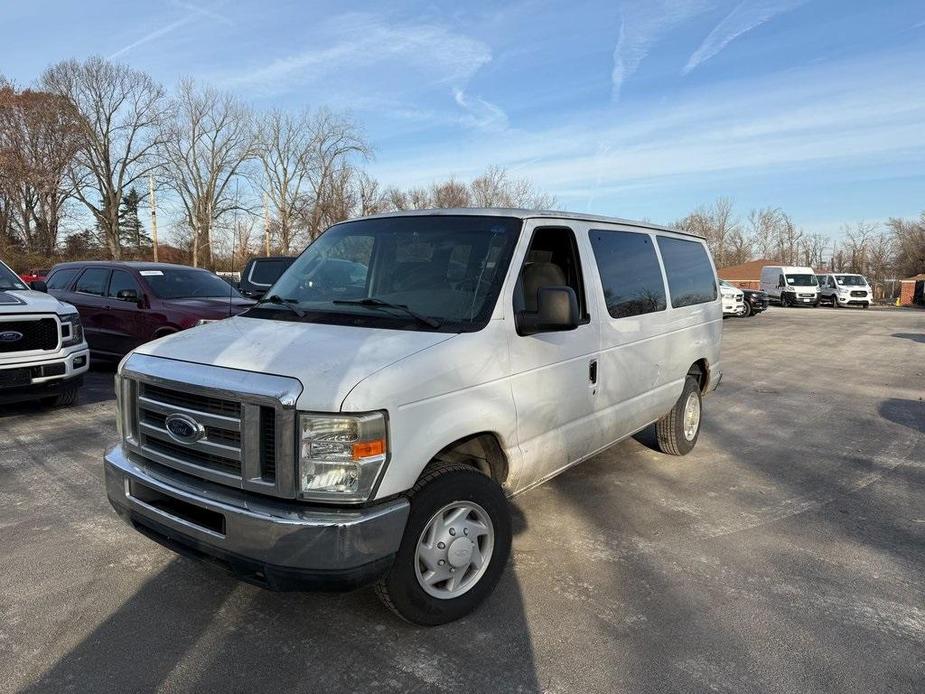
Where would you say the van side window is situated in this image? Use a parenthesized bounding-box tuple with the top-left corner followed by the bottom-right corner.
(74, 268, 110, 296)
(589, 229, 666, 318)
(45, 268, 79, 291)
(514, 227, 588, 319)
(656, 237, 717, 308)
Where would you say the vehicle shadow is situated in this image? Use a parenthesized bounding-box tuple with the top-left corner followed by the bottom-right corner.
(23, 510, 542, 693)
(890, 332, 925, 343)
(878, 398, 925, 434)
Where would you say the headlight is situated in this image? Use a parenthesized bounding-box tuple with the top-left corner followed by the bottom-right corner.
(60, 312, 84, 347)
(195, 319, 217, 326)
(299, 412, 388, 502)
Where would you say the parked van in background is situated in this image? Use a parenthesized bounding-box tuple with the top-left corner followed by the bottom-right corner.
(760, 265, 819, 306)
(817, 273, 872, 308)
(104, 209, 723, 625)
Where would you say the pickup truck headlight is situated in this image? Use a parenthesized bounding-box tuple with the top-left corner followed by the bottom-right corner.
(298, 412, 388, 502)
(60, 313, 84, 347)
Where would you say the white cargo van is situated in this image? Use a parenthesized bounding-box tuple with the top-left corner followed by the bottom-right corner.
(760, 265, 819, 306)
(0, 259, 89, 406)
(817, 273, 872, 308)
(104, 209, 723, 624)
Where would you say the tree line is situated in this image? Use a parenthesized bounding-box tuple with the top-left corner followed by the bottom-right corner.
(675, 198, 924, 293)
(1, 56, 922, 285)
(0, 57, 553, 271)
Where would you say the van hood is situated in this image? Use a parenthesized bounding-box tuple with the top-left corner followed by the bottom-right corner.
(132, 315, 456, 411)
(0, 289, 74, 314)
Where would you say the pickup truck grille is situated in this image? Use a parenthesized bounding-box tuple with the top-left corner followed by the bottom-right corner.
(0, 317, 59, 353)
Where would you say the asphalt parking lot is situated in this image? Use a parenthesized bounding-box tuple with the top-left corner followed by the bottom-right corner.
(2, 307, 923, 693)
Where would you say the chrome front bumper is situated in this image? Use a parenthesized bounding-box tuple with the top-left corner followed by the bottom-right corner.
(105, 444, 410, 590)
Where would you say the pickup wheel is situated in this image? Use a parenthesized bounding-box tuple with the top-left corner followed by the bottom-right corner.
(655, 376, 701, 456)
(376, 463, 511, 625)
(41, 381, 79, 408)
(742, 302, 752, 317)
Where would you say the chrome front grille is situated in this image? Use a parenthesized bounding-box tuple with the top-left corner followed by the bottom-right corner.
(119, 353, 301, 498)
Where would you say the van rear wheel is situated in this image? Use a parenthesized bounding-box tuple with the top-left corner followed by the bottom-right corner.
(376, 464, 512, 625)
(655, 376, 702, 456)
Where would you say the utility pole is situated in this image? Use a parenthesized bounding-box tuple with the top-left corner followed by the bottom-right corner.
(148, 175, 159, 262)
(263, 194, 270, 257)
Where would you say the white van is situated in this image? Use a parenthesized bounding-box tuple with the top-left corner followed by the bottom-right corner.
(0, 259, 89, 406)
(817, 273, 872, 308)
(104, 209, 723, 624)
(760, 265, 819, 306)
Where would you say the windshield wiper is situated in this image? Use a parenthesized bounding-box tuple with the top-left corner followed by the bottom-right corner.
(254, 294, 306, 318)
(333, 297, 442, 328)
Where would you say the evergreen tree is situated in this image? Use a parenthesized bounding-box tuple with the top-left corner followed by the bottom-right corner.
(118, 187, 150, 253)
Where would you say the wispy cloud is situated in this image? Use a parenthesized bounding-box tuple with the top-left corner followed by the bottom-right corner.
(453, 89, 509, 131)
(612, 0, 715, 101)
(109, 1, 231, 60)
(684, 0, 809, 74)
(221, 14, 491, 95)
(373, 49, 925, 205)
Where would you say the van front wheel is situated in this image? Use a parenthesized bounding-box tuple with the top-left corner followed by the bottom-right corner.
(655, 376, 702, 456)
(376, 464, 512, 625)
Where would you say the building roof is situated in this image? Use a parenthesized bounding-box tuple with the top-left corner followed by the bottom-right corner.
(902, 273, 925, 281)
(717, 259, 773, 281)
(337, 207, 704, 239)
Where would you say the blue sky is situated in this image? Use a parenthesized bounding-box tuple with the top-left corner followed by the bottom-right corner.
(2, 0, 924, 237)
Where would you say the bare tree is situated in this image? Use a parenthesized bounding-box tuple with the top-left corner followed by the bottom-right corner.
(676, 197, 742, 266)
(798, 232, 830, 269)
(0, 84, 82, 256)
(840, 221, 878, 273)
(41, 57, 168, 259)
(163, 79, 255, 268)
(431, 178, 471, 208)
(256, 108, 369, 252)
(469, 165, 556, 209)
(886, 213, 925, 279)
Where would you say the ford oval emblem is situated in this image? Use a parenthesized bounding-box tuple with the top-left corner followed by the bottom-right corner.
(164, 413, 205, 444)
(0, 330, 23, 343)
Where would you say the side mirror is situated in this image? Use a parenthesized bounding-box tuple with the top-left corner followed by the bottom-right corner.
(117, 288, 140, 303)
(30, 280, 48, 293)
(516, 286, 580, 336)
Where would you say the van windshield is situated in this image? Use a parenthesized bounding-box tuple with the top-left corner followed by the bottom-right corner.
(246, 215, 522, 332)
(835, 274, 867, 286)
(785, 274, 817, 286)
(0, 262, 27, 291)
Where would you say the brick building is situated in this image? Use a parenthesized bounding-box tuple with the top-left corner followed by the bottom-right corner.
(717, 259, 773, 290)
(899, 274, 925, 306)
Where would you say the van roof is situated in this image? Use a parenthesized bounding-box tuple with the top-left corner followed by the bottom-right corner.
(762, 265, 816, 273)
(342, 207, 703, 239)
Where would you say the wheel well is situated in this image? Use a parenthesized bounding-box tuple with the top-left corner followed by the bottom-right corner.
(688, 359, 709, 394)
(430, 432, 509, 486)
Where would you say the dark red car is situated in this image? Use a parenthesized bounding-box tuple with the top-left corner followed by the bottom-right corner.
(44, 261, 255, 358)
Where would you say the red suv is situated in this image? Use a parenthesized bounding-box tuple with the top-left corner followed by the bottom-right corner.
(44, 262, 255, 358)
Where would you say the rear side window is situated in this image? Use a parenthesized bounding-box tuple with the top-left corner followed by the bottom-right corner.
(74, 268, 110, 296)
(249, 259, 292, 286)
(657, 237, 717, 308)
(46, 268, 79, 290)
(589, 229, 666, 318)
(108, 270, 142, 298)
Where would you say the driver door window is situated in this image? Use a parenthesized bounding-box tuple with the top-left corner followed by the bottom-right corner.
(508, 225, 600, 489)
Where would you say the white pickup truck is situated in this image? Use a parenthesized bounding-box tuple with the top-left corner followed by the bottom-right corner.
(105, 209, 723, 624)
(0, 259, 89, 406)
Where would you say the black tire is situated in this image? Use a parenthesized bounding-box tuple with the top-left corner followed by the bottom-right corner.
(40, 381, 79, 408)
(742, 301, 752, 317)
(779, 294, 788, 307)
(376, 464, 512, 625)
(655, 376, 702, 456)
